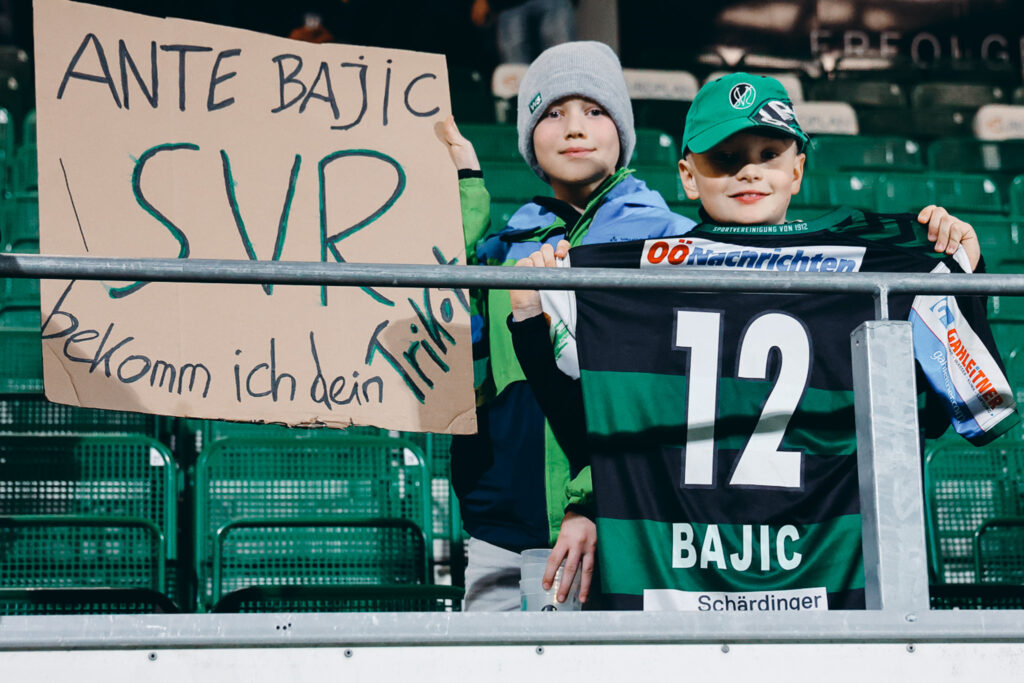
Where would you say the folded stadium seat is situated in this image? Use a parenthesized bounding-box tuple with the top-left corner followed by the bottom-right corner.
(854, 107, 917, 137)
(398, 431, 464, 585)
(807, 135, 923, 172)
(634, 100, 690, 142)
(875, 172, 1003, 214)
(792, 170, 879, 212)
(1, 192, 38, 252)
(793, 101, 859, 136)
(22, 109, 34, 146)
(180, 419, 460, 583)
(974, 518, 1024, 584)
(457, 123, 518, 162)
(632, 164, 685, 203)
(0, 69, 30, 138)
(0, 516, 166, 594)
(928, 139, 1024, 198)
(478, 161, 549, 201)
(12, 143, 36, 192)
(0, 107, 13, 187)
(955, 215, 1022, 273)
(806, 79, 908, 108)
(449, 67, 496, 124)
(490, 200, 522, 230)
(0, 272, 39, 327)
(0, 435, 180, 612)
(912, 83, 1009, 110)
(210, 518, 462, 613)
(632, 128, 678, 166)
(194, 435, 443, 612)
(1011, 175, 1024, 218)
(924, 443, 1023, 583)
(667, 201, 701, 223)
(928, 139, 1024, 175)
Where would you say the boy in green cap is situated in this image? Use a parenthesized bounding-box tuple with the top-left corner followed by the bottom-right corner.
(505, 73, 1010, 610)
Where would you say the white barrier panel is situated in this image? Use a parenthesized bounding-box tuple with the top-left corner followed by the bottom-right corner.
(795, 101, 859, 135)
(492, 64, 699, 101)
(2, 643, 1024, 682)
(974, 105, 1024, 140)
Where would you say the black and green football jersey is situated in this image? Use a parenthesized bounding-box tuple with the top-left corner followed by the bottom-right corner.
(557, 207, 1018, 611)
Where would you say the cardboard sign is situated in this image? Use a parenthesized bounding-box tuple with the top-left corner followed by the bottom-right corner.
(34, 0, 476, 434)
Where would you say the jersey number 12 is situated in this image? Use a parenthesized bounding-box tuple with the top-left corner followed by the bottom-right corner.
(674, 309, 810, 490)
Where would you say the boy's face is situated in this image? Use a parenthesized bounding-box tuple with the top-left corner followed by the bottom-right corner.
(533, 96, 620, 204)
(679, 131, 806, 225)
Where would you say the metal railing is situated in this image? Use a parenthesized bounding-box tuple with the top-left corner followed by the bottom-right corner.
(1, 253, 1023, 649)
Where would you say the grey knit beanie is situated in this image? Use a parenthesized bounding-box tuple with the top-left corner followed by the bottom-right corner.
(517, 41, 635, 181)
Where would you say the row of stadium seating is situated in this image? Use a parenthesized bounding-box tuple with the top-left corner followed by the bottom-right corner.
(455, 62, 1024, 141)
(0, 406, 463, 614)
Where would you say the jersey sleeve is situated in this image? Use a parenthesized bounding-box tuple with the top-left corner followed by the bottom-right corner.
(539, 255, 580, 379)
(909, 253, 1019, 445)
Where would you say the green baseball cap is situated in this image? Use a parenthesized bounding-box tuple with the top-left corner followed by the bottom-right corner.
(682, 73, 809, 154)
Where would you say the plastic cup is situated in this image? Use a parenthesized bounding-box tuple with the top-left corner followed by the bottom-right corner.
(519, 549, 582, 611)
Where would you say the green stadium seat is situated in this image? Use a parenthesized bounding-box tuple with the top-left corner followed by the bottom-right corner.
(928, 139, 1024, 176)
(857, 107, 975, 140)
(911, 83, 1008, 109)
(0, 300, 39, 327)
(667, 201, 701, 223)
(633, 164, 684, 202)
(479, 161, 549, 201)
(807, 135, 923, 172)
(449, 67, 495, 124)
(632, 128, 678, 166)
(398, 431, 463, 574)
(0, 516, 165, 592)
(930, 583, 1024, 610)
(0, 69, 31, 136)
(974, 518, 1024, 584)
(490, 200, 521, 231)
(0, 107, 13, 188)
(22, 109, 35, 145)
(0, 587, 180, 615)
(924, 444, 1024, 583)
(0, 435, 179, 606)
(1011, 175, 1024, 218)
(793, 170, 879, 211)
(195, 435, 434, 611)
(960, 215, 1023, 273)
(990, 323, 1024, 367)
(634, 100, 690, 141)
(807, 79, 907, 108)
(1, 272, 39, 301)
(210, 518, 460, 612)
(458, 123, 518, 162)
(211, 584, 462, 613)
(875, 172, 1003, 214)
(1, 192, 40, 251)
(0, 327, 42, 393)
(12, 143, 36, 192)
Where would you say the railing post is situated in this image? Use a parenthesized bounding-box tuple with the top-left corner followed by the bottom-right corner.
(851, 321, 930, 613)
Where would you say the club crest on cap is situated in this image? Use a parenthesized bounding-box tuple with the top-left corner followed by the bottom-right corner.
(529, 93, 543, 114)
(729, 83, 756, 110)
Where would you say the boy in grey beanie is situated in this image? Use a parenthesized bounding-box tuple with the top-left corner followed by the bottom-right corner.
(516, 41, 636, 182)
(442, 41, 694, 611)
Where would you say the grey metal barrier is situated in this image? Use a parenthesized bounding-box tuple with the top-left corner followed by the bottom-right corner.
(0, 253, 1022, 649)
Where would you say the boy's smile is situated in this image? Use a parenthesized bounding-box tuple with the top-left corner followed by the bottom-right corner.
(679, 130, 806, 226)
(533, 96, 621, 208)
